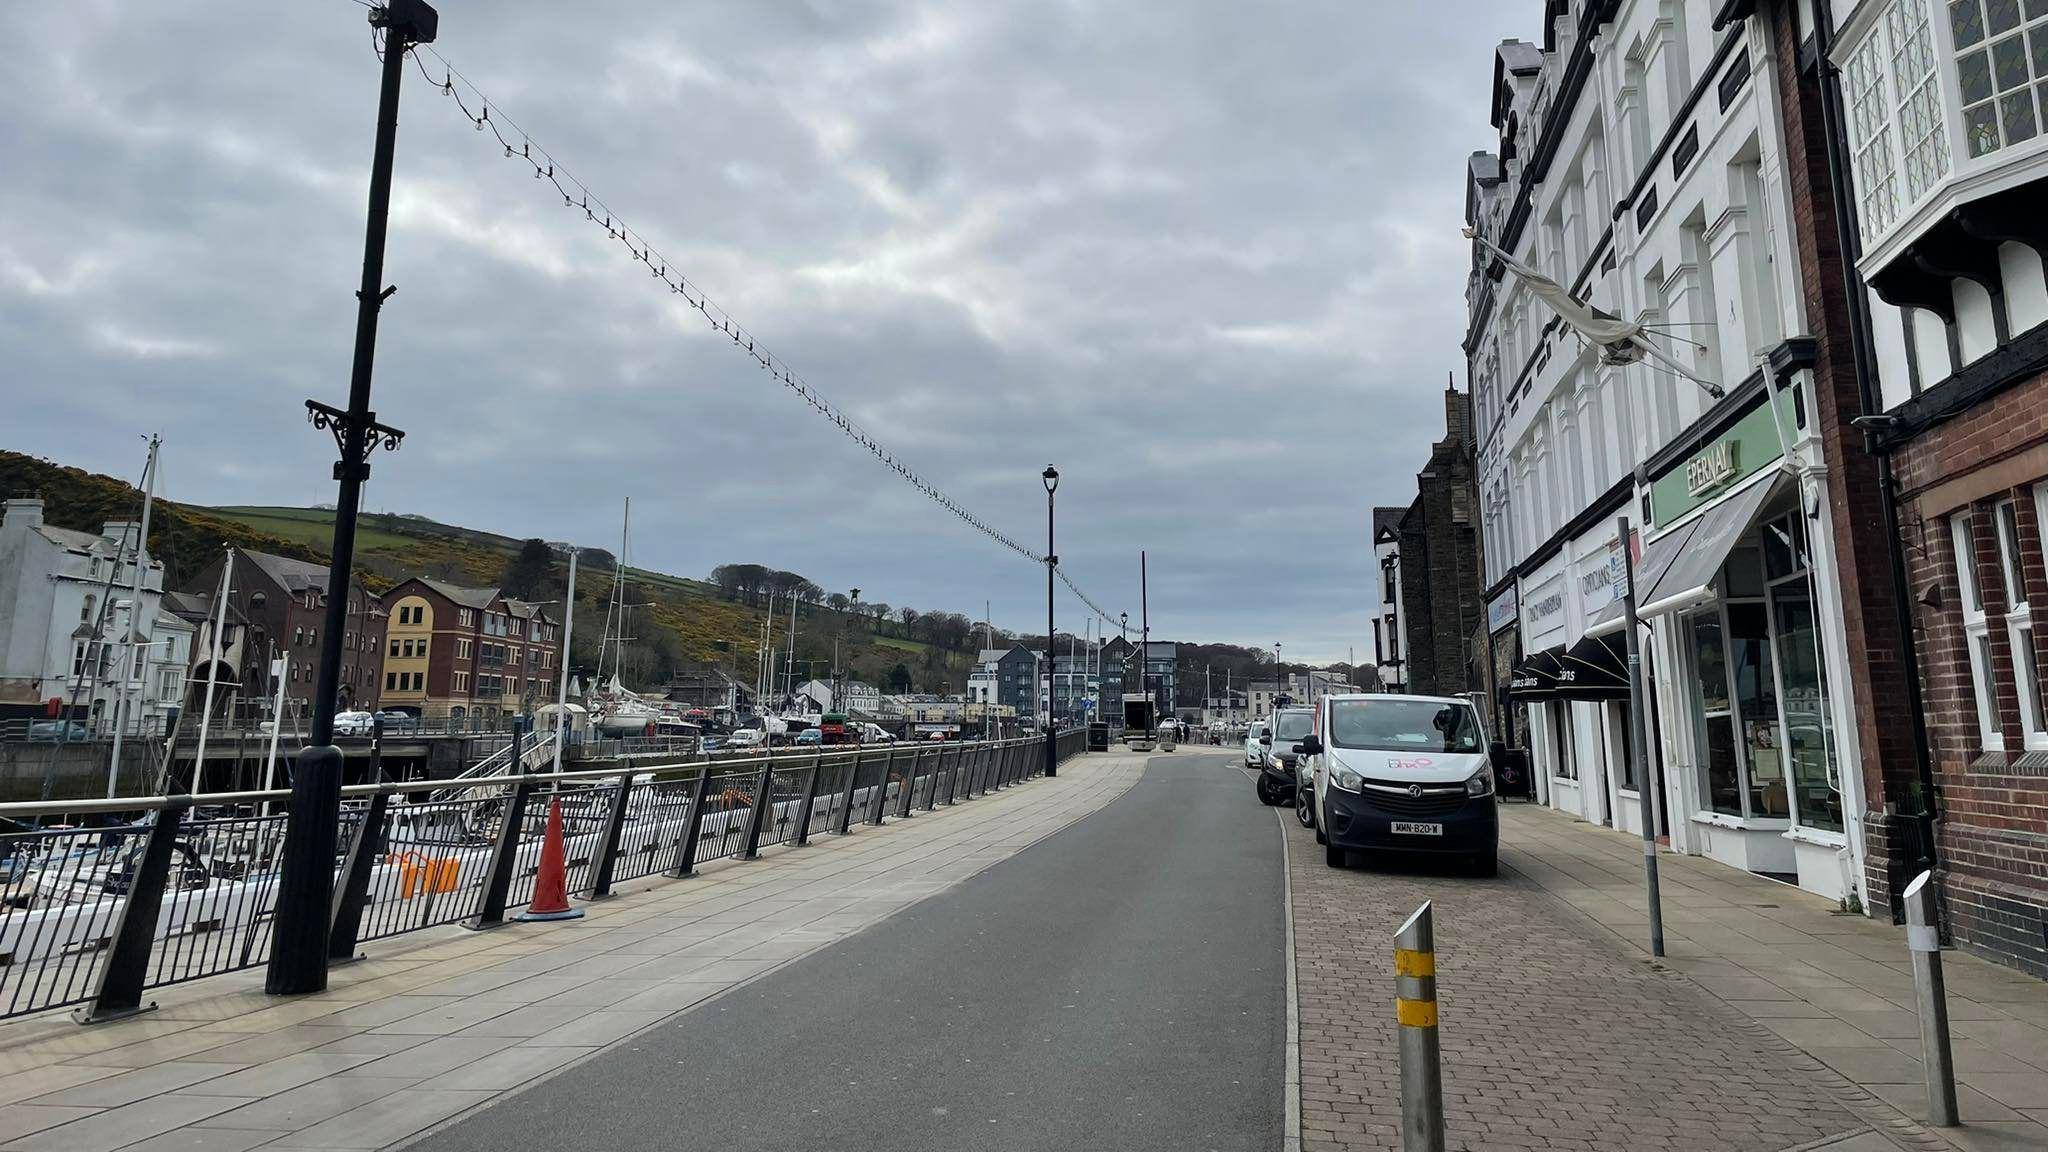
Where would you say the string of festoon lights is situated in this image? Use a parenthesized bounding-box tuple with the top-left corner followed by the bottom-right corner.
(400, 40, 1125, 632)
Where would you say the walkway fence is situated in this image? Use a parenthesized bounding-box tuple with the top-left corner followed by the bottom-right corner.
(0, 729, 1089, 1025)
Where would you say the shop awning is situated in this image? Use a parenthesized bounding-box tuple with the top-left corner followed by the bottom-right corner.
(1584, 518, 1701, 638)
(1583, 471, 1786, 633)
(1638, 473, 1785, 618)
(1557, 633, 1631, 700)
(1507, 647, 1566, 700)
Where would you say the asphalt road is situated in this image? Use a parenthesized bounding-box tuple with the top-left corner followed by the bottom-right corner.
(407, 750, 1286, 1152)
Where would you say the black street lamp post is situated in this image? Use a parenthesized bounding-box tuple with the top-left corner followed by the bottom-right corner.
(267, 0, 436, 997)
(1042, 465, 1058, 778)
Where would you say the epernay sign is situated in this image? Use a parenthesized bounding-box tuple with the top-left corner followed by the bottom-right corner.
(1685, 440, 1738, 496)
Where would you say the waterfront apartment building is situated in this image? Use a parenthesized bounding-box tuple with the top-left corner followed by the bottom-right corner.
(376, 578, 561, 722)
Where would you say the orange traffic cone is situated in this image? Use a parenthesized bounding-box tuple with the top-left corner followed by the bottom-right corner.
(516, 797, 584, 922)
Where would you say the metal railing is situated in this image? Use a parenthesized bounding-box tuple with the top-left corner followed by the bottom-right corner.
(0, 730, 1088, 1024)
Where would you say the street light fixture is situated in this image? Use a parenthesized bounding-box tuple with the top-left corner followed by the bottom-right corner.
(1042, 465, 1058, 778)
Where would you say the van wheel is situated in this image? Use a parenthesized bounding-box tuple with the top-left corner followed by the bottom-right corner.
(1325, 843, 1345, 868)
(1471, 852, 1498, 878)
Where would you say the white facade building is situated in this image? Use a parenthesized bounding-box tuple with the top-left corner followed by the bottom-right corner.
(1468, 2, 1866, 901)
(0, 498, 183, 733)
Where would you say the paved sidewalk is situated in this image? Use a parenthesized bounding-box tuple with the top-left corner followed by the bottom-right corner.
(1501, 804, 2048, 1151)
(1284, 809, 1877, 1152)
(0, 752, 1146, 1152)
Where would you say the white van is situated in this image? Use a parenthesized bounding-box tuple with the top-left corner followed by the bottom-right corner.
(1296, 693, 1498, 875)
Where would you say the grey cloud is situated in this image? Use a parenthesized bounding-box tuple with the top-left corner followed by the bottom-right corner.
(1, 0, 1525, 662)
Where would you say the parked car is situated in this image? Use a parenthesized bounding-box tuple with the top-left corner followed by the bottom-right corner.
(374, 710, 418, 734)
(794, 728, 824, 746)
(1256, 707, 1315, 811)
(726, 728, 764, 748)
(1298, 693, 1498, 875)
(1244, 720, 1270, 769)
(699, 735, 725, 752)
(27, 720, 89, 742)
(331, 711, 377, 737)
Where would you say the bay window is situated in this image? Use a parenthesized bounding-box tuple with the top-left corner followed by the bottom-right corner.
(1844, 0, 1948, 236)
(1948, 0, 2048, 158)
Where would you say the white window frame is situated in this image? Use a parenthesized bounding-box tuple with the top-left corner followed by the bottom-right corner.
(2011, 491, 2048, 750)
(1951, 510, 2006, 750)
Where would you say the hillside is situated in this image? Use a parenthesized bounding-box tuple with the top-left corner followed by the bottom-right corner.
(1, 450, 986, 694)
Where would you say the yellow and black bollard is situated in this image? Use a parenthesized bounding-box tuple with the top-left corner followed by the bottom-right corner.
(1395, 901, 1445, 1151)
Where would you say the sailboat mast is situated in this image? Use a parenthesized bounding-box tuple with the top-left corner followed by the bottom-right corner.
(107, 435, 159, 799)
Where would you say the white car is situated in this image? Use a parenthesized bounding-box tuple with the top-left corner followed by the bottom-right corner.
(726, 728, 764, 748)
(333, 711, 377, 737)
(1244, 720, 1270, 768)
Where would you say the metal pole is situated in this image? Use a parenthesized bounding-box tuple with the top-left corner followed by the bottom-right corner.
(1616, 515, 1664, 957)
(261, 653, 288, 812)
(1903, 871, 1958, 1126)
(269, 0, 434, 996)
(1394, 902, 1445, 1151)
(1140, 551, 1150, 736)
(551, 549, 578, 773)
(1044, 466, 1058, 779)
(107, 436, 159, 799)
(192, 549, 233, 795)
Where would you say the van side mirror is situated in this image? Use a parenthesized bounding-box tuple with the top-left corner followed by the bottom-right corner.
(1295, 735, 1323, 757)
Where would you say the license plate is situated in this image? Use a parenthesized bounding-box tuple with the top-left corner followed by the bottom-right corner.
(1390, 821, 1443, 836)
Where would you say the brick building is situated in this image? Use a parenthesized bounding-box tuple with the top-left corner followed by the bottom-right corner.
(376, 578, 561, 722)
(1397, 387, 1484, 698)
(181, 548, 386, 722)
(1773, 0, 2048, 975)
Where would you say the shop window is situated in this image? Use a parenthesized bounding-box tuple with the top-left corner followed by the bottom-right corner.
(1609, 700, 1635, 791)
(1771, 576, 1844, 830)
(1730, 603, 1788, 817)
(1549, 702, 1578, 781)
(1998, 498, 2046, 748)
(1951, 511, 2006, 750)
(1691, 611, 1742, 815)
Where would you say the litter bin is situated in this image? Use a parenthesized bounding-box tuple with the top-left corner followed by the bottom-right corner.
(1087, 722, 1109, 752)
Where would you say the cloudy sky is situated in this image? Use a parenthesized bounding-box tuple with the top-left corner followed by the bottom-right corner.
(2, 0, 1524, 664)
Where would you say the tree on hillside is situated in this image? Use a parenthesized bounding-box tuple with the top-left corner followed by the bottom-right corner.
(502, 538, 554, 599)
(825, 592, 850, 612)
(888, 663, 912, 693)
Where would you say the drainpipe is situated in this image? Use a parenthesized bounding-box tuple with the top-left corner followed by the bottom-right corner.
(1810, 0, 1940, 899)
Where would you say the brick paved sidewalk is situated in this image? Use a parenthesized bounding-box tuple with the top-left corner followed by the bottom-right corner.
(1501, 804, 2048, 1150)
(0, 753, 1146, 1152)
(1284, 810, 1893, 1152)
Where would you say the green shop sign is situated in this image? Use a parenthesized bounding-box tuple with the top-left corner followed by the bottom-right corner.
(1648, 388, 1795, 526)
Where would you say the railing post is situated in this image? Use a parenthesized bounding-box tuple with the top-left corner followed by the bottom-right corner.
(740, 757, 778, 860)
(329, 781, 395, 963)
(1395, 901, 1446, 1151)
(792, 754, 825, 847)
(466, 774, 537, 930)
(940, 744, 960, 805)
(73, 797, 192, 1024)
(833, 752, 862, 835)
(932, 744, 953, 808)
(973, 742, 994, 796)
(897, 746, 923, 819)
(588, 769, 638, 898)
(869, 747, 898, 825)
(666, 768, 713, 878)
